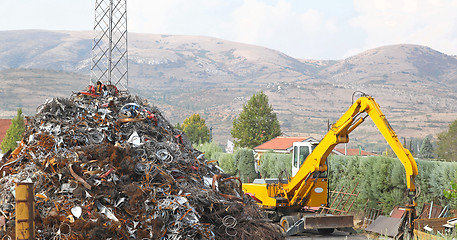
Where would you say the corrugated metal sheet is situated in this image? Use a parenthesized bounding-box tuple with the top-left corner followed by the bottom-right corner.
(419, 203, 443, 219)
(365, 215, 402, 237)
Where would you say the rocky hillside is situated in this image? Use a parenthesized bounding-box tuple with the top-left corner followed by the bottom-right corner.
(1, 30, 457, 150)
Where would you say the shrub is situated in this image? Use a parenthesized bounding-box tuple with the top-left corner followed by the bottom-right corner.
(258, 152, 292, 178)
(194, 142, 223, 160)
(218, 153, 236, 175)
(234, 148, 257, 183)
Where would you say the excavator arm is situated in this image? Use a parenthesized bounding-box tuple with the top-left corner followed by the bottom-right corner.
(243, 95, 418, 210)
(286, 95, 418, 206)
(242, 94, 418, 236)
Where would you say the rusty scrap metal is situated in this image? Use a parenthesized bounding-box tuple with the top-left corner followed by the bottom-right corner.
(419, 202, 444, 219)
(363, 205, 383, 227)
(0, 87, 284, 239)
(320, 183, 359, 215)
(414, 217, 455, 233)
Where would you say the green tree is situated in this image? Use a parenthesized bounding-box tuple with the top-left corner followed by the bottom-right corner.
(1, 108, 25, 153)
(218, 153, 236, 175)
(231, 91, 281, 148)
(180, 113, 210, 144)
(234, 148, 257, 183)
(419, 137, 434, 159)
(437, 119, 457, 161)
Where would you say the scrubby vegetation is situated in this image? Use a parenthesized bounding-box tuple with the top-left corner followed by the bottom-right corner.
(258, 151, 292, 178)
(328, 155, 457, 213)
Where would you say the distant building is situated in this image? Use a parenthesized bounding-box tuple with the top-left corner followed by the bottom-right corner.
(226, 139, 234, 154)
(254, 136, 344, 156)
(254, 136, 318, 155)
(333, 147, 377, 156)
(253, 136, 342, 172)
(252, 136, 376, 171)
(0, 119, 12, 149)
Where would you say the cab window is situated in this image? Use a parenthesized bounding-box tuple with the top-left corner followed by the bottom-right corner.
(293, 146, 299, 168)
(299, 146, 310, 167)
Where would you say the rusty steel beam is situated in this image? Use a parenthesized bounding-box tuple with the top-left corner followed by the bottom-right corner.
(302, 215, 354, 229)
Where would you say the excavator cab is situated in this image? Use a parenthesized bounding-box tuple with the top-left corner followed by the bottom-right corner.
(291, 141, 329, 208)
(292, 142, 318, 177)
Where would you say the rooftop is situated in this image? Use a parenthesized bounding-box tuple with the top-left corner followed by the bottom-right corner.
(254, 136, 314, 151)
(0, 119, 12, 145)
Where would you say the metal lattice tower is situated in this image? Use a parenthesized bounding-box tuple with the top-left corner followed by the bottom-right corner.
(90, 0, 128, 90)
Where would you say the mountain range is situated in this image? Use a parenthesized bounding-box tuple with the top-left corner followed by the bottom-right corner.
(1, 30, 457, 151)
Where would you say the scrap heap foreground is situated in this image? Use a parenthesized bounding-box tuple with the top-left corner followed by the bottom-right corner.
(0, 88, 284, 239)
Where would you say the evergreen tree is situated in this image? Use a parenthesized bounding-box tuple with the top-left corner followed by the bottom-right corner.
(1, 108, 25, 153)
(231, 91, 281, 148)
(180, 113, 210, 144)
(419, 137, 434, 159)
(234, 148, 257, 183)
(437, 119, 457, 161)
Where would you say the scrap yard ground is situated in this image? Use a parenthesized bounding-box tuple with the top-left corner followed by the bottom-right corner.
(287, 230, 369, 239)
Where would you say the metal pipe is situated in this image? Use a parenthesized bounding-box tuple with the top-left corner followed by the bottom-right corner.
(438, 205, 448, 218)
(428, 201, 433, 219)
(15, 182, 35, 240)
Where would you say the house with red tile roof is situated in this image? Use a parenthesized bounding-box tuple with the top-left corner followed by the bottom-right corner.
(253, 136, 372, 157)
(253, 136, 345, 171)
(0, 119, 12, 143)
(0, 119, 12, 153)
(254, 136, 319, 154)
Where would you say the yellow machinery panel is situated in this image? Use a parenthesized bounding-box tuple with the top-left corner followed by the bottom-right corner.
(304, 178, 328, 207)
(267, 184, 278, 198)
(242, 183, 278, 208)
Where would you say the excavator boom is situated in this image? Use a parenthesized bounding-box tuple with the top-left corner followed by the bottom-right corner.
(286, 96, 418, 203)
(242, 94, 419, 236)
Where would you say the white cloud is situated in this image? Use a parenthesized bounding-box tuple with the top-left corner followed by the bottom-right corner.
(127, 0, 355, 59)
(349, 0, 457, 56)
(232, 0, 296, 43)
(230, 0, 353, 59)
(128, 0, 227, 36)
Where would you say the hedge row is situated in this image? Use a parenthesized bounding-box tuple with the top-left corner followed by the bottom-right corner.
(328, 156, 457, 213)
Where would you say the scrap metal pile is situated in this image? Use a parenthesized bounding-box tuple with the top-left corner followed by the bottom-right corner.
(0, 88, 284, 239)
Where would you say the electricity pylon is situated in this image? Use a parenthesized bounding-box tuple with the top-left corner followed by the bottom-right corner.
(90, 0, 128, 90)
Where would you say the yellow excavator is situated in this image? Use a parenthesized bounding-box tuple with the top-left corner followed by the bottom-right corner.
(243, 93, 419, 237)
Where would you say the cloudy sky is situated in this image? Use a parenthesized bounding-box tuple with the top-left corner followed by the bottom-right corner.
(1, 0, 456, 59)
